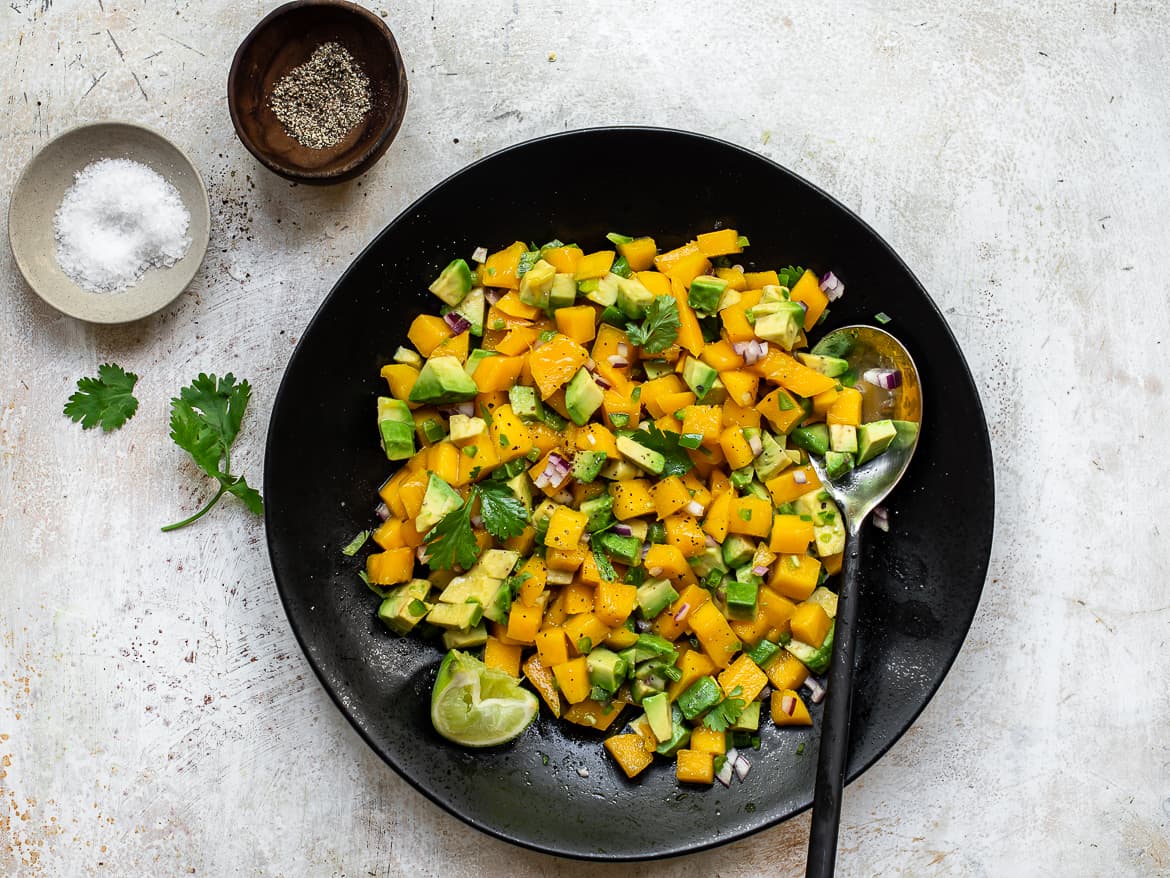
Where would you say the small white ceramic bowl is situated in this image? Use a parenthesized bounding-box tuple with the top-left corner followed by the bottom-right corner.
(8, 121, 210, 324)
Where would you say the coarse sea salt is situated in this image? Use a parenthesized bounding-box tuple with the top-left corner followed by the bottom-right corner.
(53, 157, 191, 294)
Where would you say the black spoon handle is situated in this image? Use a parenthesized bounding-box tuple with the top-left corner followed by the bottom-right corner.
(805, 525, 865, 878)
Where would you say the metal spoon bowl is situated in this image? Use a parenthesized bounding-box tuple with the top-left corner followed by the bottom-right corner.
(803, 325, 923, 878)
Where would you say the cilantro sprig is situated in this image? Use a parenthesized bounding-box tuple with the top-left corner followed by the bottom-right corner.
(625, 296, 679, 354)
(424, 481, 529, 570)
(630, 422, 693, 477)
(63, 363, 139, 431)
(162, 373, 264, 532)
(703, 686, 746, 731)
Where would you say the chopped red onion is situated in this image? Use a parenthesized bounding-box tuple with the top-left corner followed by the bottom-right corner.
(440, 402, 475, 417)
(547, 453, 570, 476)
(795, 301, 808, 315)
(793, 470, 808, 485)
(640, 543, 651, 560)
(648, 566, 664, 577)
(673, 602, 691, 623)
(484, 288, 503, 305)
(533, 471, 551, 490)
(863, 368, 902, 390)
(592, 372, 612, 390)
(375, 502, 390, 521)
(685, 500, 705, 516)
(612, 524, 633, 537)
(781, 695, 797, 716)
(606, 354, 629, 368)
(585, 358, 596, 370)
(443, 312, 471, 334)
(752, 565, 769, 577)
(416, 546, 430, 563)
(733, 755, 751, 781)
(636, 619, 652, 633)
(733, 339, 766, 366)
(581, 532, 591, 544)
(726, 746, 739, 764)
(819, 270, 845, 302)
(715, 759, 734, 787)
(873, 515, 890, 533)
(748, 433, 764, 458)
(705, 534, 718, 548)
(472, 246, 488, 263)
(470, 514, 483, 528)
(553, 489, 574, 505)
(617, 342, 629, 357)
(802, 676, 827, 704)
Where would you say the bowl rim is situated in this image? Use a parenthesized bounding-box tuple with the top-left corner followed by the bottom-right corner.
(264, 125, 996, 861)
(227, 0, 409, 185)
(7, 119, 211, 324)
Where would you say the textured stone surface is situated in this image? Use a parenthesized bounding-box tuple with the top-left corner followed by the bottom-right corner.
(2, 0, 1169, 875)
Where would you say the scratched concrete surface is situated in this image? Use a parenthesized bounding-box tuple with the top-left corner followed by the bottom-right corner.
(1, 0, 1168, 874)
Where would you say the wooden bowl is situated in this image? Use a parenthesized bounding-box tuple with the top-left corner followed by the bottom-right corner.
(228, 0, 408, 184)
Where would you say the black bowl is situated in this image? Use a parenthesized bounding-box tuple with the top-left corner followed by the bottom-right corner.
(264, 127, 994, 860)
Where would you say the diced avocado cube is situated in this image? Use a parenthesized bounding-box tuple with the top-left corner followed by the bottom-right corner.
(586, 648, 627, 694)
(725, 578, 759, 619)
(572, 450, 608, 483)
(478, 548, 521, 579)
(586, 273, 620, 308)
(616, 435, 665, 475)
(393, 346, 423, 368)
(579, 494, 615, 532)
(642, 691, 673, 743)
(829, 423, 858, 454)
(428, 258, 473, 306)
(824, 451, 855, 480)
(721, 534, 757, 570)
(857, 419, 899, 464)
(417, 416, 446, 445)
(891, 420, 920, 451)
(409, 356, 479, 405)
(654, 704, 692, 756)
(687, 275, 728, 315)
(730, 700, 762, 732)
(754, 431, 788, 481)
(415, 473, 464, 533)
(426, 600, 483, 630)
(796, 352, 850, 377)
(615, 276, 655, 319)
(795, 491, 846, 556)
(442, 622, 489, 650)
(636, 578, 679, 619)
(450, 286, 486, 337)
(464, 348, 498, 376)
(745, 638, 781, 668)
(518, 258, 556, 307)
(641, 359, 673, 380)
(634, 633, 679, 664)
(744, 480, 770, 502)
(577, 277, 601, 295)
(682, 357, 719, 401)
(597, 532, 643, 566)
(631, 675, 665, 706)
(753, 301, 806, 350)
(689, 547, 728, 579)
(377, 397, 415, 461)
(790, 424, 830, 456)
(504, 473, 533, 515)
(599, 304, 625, 325)
(507, 385, 543, 423)
(448, 414, 486, 443)
(377, 580, 431, 635)
(565, 368, 605, 426)
(677, 675, 723, 721)
(548, 273, 578, 310)
(786, 621, 835, 674)
(811, 332, 856, 360)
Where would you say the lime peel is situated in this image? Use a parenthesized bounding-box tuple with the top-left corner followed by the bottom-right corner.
(431, 650, 538, 747)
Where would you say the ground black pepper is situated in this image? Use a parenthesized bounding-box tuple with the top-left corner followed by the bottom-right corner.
(269, 42, 371, 150)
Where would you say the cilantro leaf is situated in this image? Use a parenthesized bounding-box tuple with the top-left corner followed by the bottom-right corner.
(476, 481, 529, 541)
(162, 373, 264, 532)
(63, 363, 139, 431)
(630, 422, 693, 477)
(703, 686, 746, 731)
(423, 498, 479, 571)
(625, 296, 680, 354)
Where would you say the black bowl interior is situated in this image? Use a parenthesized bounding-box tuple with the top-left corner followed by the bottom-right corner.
(264, 128, 994, 860)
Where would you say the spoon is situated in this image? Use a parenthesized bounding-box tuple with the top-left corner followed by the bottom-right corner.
(803, 325, 923, 878)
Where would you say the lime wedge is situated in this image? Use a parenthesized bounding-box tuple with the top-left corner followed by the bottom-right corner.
(430, 650, 538, 747)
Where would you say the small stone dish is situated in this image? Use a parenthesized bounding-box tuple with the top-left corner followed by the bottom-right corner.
(8, 121, 211, 324)
(228, 0, 409, 185)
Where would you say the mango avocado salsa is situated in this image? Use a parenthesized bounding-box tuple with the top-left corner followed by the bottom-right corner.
(361, 228, 904, 786)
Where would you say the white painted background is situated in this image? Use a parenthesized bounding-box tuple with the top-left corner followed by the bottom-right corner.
(2, 0, 1168, 875)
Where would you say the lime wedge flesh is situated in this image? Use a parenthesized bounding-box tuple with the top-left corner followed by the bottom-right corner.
(430, 650, 538, 747)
